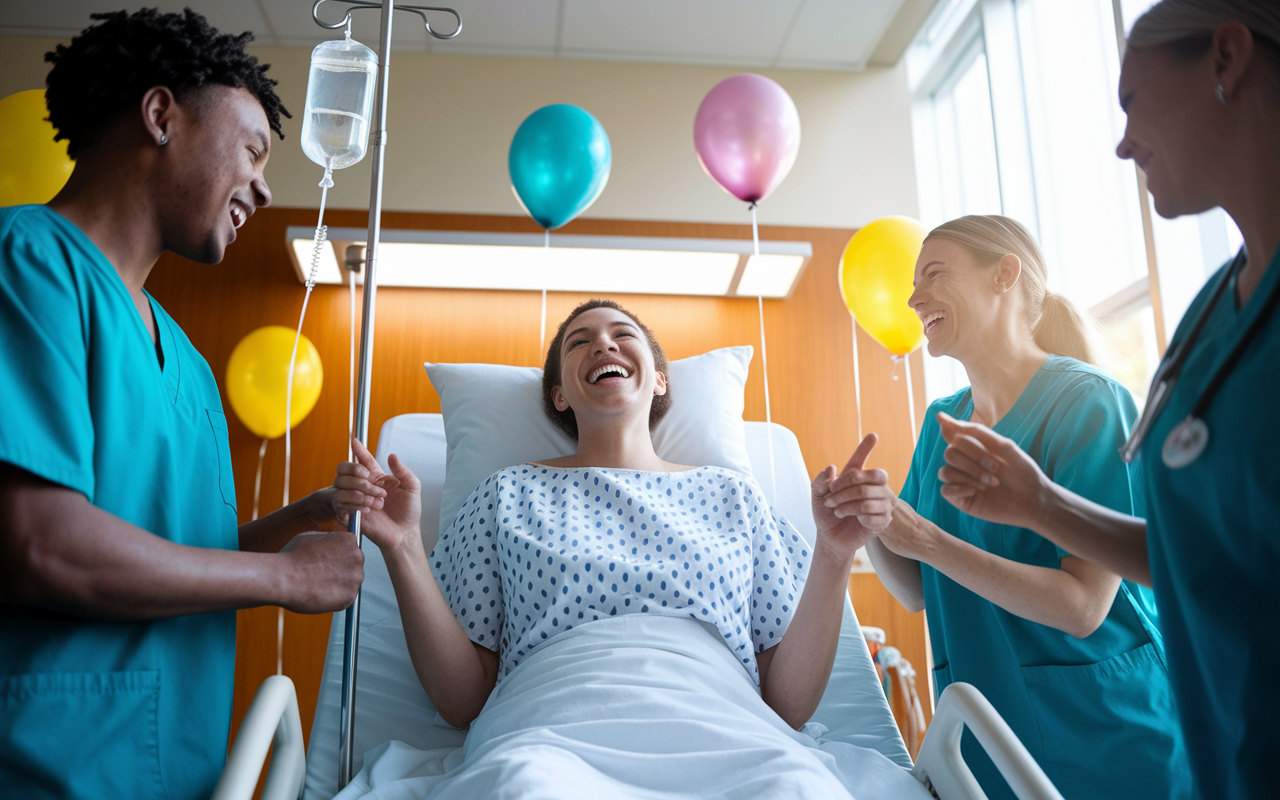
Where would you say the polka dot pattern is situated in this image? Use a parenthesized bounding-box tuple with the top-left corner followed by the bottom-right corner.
(430, 465, 809, 685)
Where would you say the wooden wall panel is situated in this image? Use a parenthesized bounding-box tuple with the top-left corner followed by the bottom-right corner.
(144, 206, 928, 754)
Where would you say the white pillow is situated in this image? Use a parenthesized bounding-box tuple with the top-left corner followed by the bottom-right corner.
(424, 345, 754, 534)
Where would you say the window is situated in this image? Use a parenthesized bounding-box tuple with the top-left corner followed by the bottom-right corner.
(907, 0, 1240, 408)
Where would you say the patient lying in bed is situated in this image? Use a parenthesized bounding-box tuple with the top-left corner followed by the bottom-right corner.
(329, 300, 929, 799)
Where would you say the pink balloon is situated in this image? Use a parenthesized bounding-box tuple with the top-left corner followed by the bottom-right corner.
(694, 74, 801, 205)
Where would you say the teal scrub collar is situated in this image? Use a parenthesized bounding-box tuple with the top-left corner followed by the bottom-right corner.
(1123, 249, 1280, 468)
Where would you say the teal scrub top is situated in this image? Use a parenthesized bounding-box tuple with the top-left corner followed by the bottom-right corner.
(901, 356, 1190, 800)
(0, 205, 240, 800)
(1142, 248, 1280, 800)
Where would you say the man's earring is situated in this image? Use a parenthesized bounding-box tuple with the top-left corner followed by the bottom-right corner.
(1215, 83, 1226, 105)
(159, 133, 169, 146)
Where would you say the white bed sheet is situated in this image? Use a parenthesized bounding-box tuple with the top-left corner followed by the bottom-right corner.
(304, 415, 910, 799)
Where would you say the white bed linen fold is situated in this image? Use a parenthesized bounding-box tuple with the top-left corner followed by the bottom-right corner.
(333, 615, 929, 800)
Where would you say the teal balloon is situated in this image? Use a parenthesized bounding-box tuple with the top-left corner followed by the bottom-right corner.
(509, 104, 611, 230)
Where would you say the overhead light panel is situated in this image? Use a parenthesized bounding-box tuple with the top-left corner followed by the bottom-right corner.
(286, 228, 812, 298)
(735, 254, 808, 298)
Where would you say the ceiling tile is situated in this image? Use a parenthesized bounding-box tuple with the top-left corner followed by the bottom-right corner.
(0, 0, 920, 70)
(560, 0, 801, 65)
(430, 0, 558, 49)
(0, 0, 271, 41)
(775, 0, 904, 70)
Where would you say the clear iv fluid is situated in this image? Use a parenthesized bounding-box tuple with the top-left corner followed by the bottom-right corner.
(301, 37, 378, 171)
(305, 108, 368, 170)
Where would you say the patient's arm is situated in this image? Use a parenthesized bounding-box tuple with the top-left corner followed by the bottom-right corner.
(758, 534, 863, 729)
(0, 462, 364, 618)
(333, 440, 499, 727)
(759, 434, 893, 729)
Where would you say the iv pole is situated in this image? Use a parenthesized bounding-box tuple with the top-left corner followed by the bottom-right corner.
(310, 1, 461, 787)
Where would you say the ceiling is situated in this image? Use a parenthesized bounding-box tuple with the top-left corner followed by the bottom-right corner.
(2, 0, 939, 71)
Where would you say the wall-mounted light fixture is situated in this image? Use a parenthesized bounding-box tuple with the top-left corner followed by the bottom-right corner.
(286, 227, 812, 299)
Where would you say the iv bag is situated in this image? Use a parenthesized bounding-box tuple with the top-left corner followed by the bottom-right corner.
(301, 36, 378, 171)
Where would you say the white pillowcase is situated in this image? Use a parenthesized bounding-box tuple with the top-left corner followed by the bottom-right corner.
(424, 345, 754, 534)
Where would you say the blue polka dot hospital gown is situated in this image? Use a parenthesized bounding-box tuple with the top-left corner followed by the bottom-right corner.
(431, 465, 809, 684)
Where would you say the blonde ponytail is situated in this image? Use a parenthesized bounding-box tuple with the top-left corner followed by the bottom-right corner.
(1033, 291, 1101, 366)
(925, 215, 1101, 366)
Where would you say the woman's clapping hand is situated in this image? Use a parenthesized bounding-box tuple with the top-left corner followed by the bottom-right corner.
(936, 412, 1051, 530)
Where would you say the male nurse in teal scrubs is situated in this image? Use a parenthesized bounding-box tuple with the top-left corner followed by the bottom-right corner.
(0, 11, 368, 799)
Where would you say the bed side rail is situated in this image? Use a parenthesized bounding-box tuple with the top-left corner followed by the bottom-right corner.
(211, 674, 307, 800)
(912, 682, 1064, 800)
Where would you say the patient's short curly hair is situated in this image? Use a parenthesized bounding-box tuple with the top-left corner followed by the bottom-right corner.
(44, 8, 290, 158)
(542, 299, 671, 440)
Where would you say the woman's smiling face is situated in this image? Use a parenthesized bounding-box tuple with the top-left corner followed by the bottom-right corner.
(552, 307, 667, 424)
(908, 237, 1015, 361)
(1115, 45, 1221, 220)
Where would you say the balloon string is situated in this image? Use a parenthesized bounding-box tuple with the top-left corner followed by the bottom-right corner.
(751, 203, 777, 503)
(540, 229, 549, 357)
(251, 438, 268, 521)
(850, 314, 863, 444)
(904, 352, 918, 447)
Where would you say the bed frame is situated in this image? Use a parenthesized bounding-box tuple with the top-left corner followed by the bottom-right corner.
(212, 416, 1064, 800)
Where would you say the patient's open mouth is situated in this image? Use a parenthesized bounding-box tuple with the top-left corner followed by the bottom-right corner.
(230, 204, 247, 230)
(589, 364, 630, 384)
(922, 310, 945, 336)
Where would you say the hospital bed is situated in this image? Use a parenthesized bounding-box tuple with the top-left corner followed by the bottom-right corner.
(213, 414, 1063, 800)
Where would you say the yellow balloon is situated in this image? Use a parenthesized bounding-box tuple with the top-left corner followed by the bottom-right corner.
(838, 216, 928, 357)
(0, 90, 75, 207)
(226, 326, 324, 440)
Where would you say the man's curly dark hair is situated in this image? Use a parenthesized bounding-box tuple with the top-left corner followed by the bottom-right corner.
(44, 8, 291, 158)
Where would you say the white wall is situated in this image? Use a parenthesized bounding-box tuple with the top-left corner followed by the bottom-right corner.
(1, 36, 918, 227)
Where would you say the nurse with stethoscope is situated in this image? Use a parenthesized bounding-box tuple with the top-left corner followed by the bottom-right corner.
(930, 3, 1280, 798)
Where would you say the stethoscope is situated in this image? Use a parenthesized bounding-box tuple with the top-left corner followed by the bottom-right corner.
(1121, 248, 1280, 469)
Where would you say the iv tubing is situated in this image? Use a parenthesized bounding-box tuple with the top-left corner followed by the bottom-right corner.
(284, 164, 333, 508)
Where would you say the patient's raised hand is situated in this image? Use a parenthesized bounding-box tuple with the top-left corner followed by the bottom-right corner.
(811, 433, 894, 559)
(331, 438, 423, 555)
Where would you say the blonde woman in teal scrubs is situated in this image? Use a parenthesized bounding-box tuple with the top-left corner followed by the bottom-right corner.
(835, 216, 1189, 799)
(931, 3, 1280, 798)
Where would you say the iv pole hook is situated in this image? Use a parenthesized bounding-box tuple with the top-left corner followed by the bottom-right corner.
(312, 0, 462, 39)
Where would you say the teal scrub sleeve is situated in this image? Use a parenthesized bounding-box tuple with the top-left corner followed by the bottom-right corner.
(1039, 377, 1143, 559)
(0, 213, 95, 498)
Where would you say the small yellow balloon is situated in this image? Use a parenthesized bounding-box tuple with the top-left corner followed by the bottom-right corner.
(226, 326, 324, 440)
(0, 90, 75, 207)
(838, 216, 928, 357)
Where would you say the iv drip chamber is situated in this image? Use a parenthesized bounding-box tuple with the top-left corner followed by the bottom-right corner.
(301, 36, 378, 171)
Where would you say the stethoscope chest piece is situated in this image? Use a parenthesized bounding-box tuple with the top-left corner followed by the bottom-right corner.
(1162, 415, 1209, 469)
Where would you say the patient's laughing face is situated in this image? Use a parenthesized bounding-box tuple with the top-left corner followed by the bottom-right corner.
(552, 307, 668, 427)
